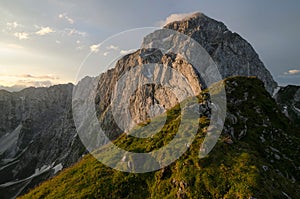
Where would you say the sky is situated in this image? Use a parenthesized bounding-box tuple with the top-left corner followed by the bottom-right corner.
(0, 0, 300, 91)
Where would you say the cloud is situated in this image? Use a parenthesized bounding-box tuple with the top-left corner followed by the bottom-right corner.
(106, 45, 119, 51)
(59, 13, 74, 24)
(90, 44, 101, 52)
(0, 73, 59, 80)
(76, 40, 80, 44)
(14, 32, 29, 40)
(159, 12, 199, 26)
(65, 28, 86, 37)
(284, 69, 300, 75)
(36, 26, 55, 35)
(120, 49, 136, 55)
(6, 21, 21, 29)
(103, 51, 109, 56)
(17, 74, 59, 80)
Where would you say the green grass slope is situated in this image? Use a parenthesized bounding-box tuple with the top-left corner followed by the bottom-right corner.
(19, 77, 300, 199)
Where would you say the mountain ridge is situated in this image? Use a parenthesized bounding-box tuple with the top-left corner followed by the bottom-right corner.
(18, 77, 300, 199)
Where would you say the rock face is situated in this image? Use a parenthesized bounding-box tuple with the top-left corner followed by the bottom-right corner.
(275, 85, 300, 127)
(162, 12, 277, 94)
(94, 48, 202, 136)
(91, 13, 277, 141)
(0, 84, 86, 199)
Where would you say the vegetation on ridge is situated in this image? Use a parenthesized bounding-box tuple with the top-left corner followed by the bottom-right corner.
(19, 77, 300, 199)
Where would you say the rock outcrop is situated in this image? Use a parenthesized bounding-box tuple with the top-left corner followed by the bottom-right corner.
(94, 48, 202, 133)
(275, 85, 300, 127)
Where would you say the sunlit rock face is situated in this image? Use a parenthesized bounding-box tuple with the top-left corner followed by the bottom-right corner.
(162, 12, 277, 94)
(92, 12, 277, 140)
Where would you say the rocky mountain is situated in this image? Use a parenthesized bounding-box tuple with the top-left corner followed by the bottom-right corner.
(74, 12, 278, 144)
(0, 84, 86, 199)
(19, 77, 300, 199)
(0, 12, 295, 198)
(161, 12, 277, 94)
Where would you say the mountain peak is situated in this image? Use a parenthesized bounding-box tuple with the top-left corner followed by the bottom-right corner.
(160, 12, 278, 94)
(162, 12, 207, 27)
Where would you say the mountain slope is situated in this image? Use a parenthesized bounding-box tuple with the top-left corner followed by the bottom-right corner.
(0, 84, 86, 199)
(19, 77, 300, 199)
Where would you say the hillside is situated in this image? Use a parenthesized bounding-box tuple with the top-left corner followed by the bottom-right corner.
(19, 77, 300, 199)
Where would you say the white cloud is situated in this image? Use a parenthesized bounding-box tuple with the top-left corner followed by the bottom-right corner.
(90, 44, 101, 53)
(0, 73, 59, 80)
(103, 51, 109, 56)
(284, 69, 300, 75)
(59, 13, 74, 24)
(7, 21, 21, 29)
(120, 49, 136, 55)
(14, 32, 29, 40)
(159, 12, 200, 26)
(65, 28, 86, 37)
(17, 74, 59, 80)
(106, 45, 119, 51)
(36, 26, 55, 35)
(76, 40, 80, 44)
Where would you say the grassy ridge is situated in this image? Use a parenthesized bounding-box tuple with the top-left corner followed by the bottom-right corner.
(19, 77, 300, 199)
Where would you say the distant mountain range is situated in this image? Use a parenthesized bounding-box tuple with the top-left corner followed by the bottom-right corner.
(0, 85, 29, 92)
(0, 81, 54, 93)
(0, 12, 299, 198)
